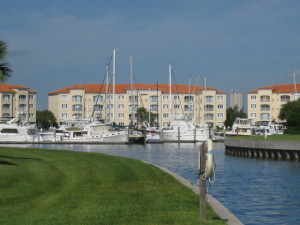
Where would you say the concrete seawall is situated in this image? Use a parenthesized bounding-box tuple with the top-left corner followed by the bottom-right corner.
(224, 139, 300, 161)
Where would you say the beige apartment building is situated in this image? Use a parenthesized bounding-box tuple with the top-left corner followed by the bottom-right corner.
(248, 83, 300, 123)
(0, 84, 37, 123)
(48, 83, 227, 128)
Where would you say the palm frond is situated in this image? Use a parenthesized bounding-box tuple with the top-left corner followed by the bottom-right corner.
(0, 62, 12, 83)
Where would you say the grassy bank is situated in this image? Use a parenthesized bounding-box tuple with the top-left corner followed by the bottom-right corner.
(227, 134, 300, 141)
(0, 147, 224, 225)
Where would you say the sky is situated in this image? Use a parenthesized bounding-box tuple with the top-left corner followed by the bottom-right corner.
(1, 0, 300, 110)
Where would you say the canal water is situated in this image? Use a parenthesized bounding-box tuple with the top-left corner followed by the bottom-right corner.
(12, 142, 300, 225)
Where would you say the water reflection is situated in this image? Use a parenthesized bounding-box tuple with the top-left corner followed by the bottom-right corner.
(7, 142, 300, 225)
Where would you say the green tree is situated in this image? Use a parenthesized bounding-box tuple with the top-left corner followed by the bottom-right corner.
(224, 106, 247, 129)
(279, 99, 300, 134)
(36, 110, 58, 130)
(0, 40, 12, 83)
(136, 107, 156, 126)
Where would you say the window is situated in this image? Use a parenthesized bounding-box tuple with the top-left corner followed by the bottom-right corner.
(163, 122, 169, 127)
(250, 113, 256, 118)
(72, 95, 82, 102)
(119, 122, 125, 126)
(204, 113, 214, 120)
(3, 113, 10, 118)
(72, 104, 82, 111)
(184, 105, 193, 111)
(217, 113, 224, 118)
(118, 113, 124, 118)
(29, 104, 34, 109)
(29, 113, 34, 119)
(62, 113, 68, 119)
(118, 95, 125, 100)
(163, 104, 169, 109)
(93, 95, 103, 102)
(251, 104, 256, 109)
(107, 104, 114, 109)
(217, 104, 224, 109)
(261, 104, 270, 111)
(62, 104, 68, 109)
(217, 95, 224, 101)
(107, 94, 114, 100)
(95, 113, 102, 118)
(163, 95, 169, 100)
(150, 96, 159, 102)
(29, 95, 34, 100)
(281, 95, 290, 102)
(3, 104, 10, 111)
(2, 95, 10, 102)
(129, 96, 138, 102)
(107, 113, 113, 118)
(174, 95, 179, 100)
(72, 113, 82, 118)
(19, 95, 26, 102)
(260, 95, 270, 102)
(205, 96, 214, 103)
(129, 105, 138, 111)
(261, 113, 270, 120)
(163, 113, 169, 118)
(204, 105, 214, 111)
(62, 95, 68, 100)
(250, 95, 257, 100)
(19, 104, 26, 111)
(174, 104, 180, 109)
(118, 104, 125, 109)
(184, 96, 194, 103)
(150, 105, 159, 111)
(93, 105, 103, 111)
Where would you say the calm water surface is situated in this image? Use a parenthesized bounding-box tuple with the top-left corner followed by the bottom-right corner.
(11, 143, 300, 225)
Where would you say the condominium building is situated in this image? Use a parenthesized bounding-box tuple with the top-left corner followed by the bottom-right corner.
(248, 83, 300, 122)
(48, 83, 227, 128)
(0, 84, 37, 123)
(230, 89, 243, 111)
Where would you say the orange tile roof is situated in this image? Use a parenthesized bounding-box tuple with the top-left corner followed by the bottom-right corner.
(48, 83, 226, 95)
(249, 83, 300, 94)
(0, 84, 36, 93)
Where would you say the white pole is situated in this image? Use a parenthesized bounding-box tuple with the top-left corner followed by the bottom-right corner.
(112, 49, 116, 123)
(130, 55, 134, 124)
(148, 88, 151, 126)
(169, 64, 172, 124)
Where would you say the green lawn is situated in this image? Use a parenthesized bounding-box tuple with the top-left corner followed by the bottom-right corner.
(0, 147, 224, 225)
(227, 134, 300, 141)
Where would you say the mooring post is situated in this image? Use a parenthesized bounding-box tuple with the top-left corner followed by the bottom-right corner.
(178, 127, 180, 143)
(199, 142, 207, 220)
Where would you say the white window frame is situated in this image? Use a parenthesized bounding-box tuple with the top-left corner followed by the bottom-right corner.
(62, 95, 68, 100)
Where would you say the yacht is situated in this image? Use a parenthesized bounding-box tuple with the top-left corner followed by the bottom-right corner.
(161, 115, 210, 142)
(0, 118, 40, 142)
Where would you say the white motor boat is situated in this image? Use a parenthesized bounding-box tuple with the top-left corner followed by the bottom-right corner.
(161, 116, 210, 142)
(0, 118, 40, 142)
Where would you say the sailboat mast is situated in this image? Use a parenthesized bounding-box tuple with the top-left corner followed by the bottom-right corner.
(169, 64, 172, 123)
(130, 55, 134, 125)
(112, 49, 116, 123)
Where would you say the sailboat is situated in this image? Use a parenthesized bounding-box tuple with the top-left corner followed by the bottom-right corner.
(161, 65, 210, 142)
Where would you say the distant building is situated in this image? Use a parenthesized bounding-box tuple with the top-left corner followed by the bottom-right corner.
(248, 83, 300, 122)
(48, 83, 227, 128)
(230, 89, 243, 111)
(0, 84, 37, 123)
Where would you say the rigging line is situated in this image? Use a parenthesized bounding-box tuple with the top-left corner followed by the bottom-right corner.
(171, 69, 185, 116)
(132, 72, 145, 109)
(90, 55, 113, 122)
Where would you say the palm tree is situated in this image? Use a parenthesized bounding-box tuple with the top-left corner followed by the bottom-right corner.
(0, 40, 12, 83)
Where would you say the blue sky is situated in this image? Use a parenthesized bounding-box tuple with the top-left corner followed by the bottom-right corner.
(1, 0, 300, 109)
